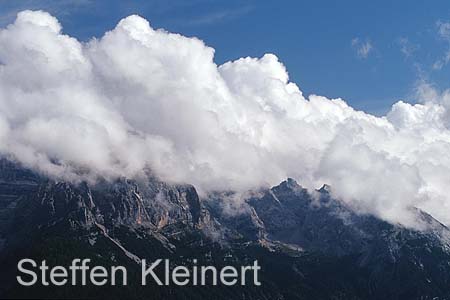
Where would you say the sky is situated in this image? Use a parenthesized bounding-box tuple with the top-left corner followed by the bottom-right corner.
(1, 0, 450, 115)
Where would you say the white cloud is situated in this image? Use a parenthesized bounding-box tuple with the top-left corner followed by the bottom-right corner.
(433, 21, 450, 70)
(1, 11, 450, 229)
(351, 37, 373, 59)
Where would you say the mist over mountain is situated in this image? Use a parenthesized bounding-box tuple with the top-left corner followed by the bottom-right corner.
(0, 10, 450, 228)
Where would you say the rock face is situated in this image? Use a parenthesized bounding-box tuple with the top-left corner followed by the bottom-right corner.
(2, 159, 450, 299)
(213, 178, 450, 298)
(244, 178, 450, 257)
(0, 159, 221, 270)
(0, 163, 209, 234)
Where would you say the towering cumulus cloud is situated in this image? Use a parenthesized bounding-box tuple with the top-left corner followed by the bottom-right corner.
(0, 11, 450, 227)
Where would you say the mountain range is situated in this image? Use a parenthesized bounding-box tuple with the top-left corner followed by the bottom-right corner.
(1, 158, 450, 299)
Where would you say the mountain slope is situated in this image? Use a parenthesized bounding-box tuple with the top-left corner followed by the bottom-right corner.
(1, 159, 450, 299)
(208, 179, 450, 299)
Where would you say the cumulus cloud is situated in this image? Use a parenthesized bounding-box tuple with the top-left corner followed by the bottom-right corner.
(1, 11, 450, 228)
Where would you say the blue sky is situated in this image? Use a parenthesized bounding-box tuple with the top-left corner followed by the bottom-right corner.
(1, 0, 450, 115)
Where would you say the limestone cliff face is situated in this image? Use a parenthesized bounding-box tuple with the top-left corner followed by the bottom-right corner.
(0, 159, 218, 249)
